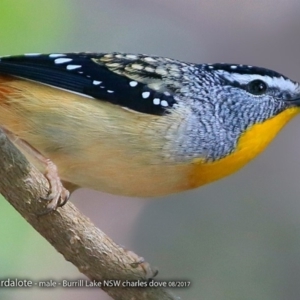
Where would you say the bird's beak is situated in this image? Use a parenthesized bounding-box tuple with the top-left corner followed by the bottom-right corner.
(288, 93, 300, 106)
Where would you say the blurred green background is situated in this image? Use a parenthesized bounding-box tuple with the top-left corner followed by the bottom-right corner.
(1, 0, 300, 299)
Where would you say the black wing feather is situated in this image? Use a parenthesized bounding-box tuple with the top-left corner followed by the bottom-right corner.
(0, 53, 177, 115)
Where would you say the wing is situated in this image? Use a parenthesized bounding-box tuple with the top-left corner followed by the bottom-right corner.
(0, 52, 187, 116)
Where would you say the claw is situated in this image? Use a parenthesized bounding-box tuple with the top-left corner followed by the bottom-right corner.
(2, 128, 70, 215)
(126, 250, 159, 279)
(38, 159, 70, 215)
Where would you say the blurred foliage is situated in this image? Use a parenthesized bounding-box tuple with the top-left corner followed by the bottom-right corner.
(0, 0, 74, 55)
(0, 1, 76, 299)
(0, 197, 29, 275)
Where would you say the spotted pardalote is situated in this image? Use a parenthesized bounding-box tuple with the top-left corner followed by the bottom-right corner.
(0, 52, 299, 211)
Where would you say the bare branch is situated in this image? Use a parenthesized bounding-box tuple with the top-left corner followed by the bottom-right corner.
(0, 129, 180, 300)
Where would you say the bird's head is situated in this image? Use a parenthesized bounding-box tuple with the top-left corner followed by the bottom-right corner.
(203, 64, 300, 134)
(180, 64, 300, 185)
(175, 63, 300, 163)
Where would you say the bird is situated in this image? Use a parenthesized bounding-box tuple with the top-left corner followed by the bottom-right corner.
(0, 52, 299, 212)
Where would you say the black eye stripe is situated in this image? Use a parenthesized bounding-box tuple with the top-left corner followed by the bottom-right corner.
(221, 76, 268, 94)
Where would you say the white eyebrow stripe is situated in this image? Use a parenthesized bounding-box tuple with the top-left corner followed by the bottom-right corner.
(218, 71, 298, 92)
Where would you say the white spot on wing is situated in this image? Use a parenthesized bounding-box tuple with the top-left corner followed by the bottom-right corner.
(160, 100, 168, 107)
(129, 81, 138, 87)
(230, 65, 237, 69)
(24, 53, 41, 56)
(144, 57, 156, 62)
(142, 92, 150, 99)
(107, 90, 114, 93)
(153, 98, 160, 105)
(55, 58, 72, 64)
(104, 54, 113, 58)
(155, 68, 168, 76)
(145, 66, 155, 72)
(93, 80, 102, 85)
(66, 64, 81, 70)
(131, 64, 143, 70)
(49, 53, 66, 58)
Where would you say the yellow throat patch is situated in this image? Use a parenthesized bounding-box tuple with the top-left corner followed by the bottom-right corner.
(189, 107, 300, 187)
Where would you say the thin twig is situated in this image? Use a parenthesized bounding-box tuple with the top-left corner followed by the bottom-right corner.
(0, 129, 180, 300)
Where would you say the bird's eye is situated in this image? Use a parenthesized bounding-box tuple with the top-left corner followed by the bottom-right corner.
(247, 79, 268, 95)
